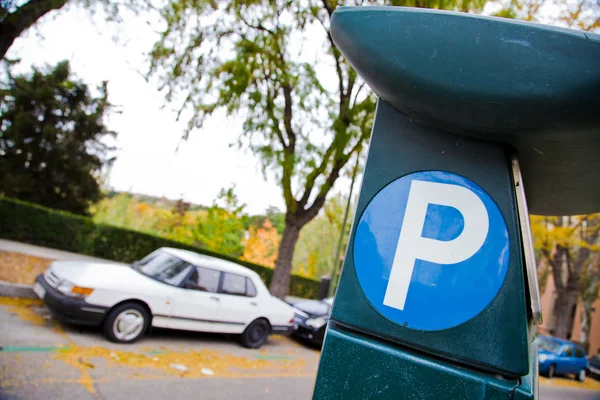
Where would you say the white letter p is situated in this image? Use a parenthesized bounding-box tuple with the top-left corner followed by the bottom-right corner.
(383, 180, 489, 311)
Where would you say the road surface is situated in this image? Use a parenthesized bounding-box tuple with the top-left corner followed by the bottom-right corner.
(540, 385, 600, 400)
(0, 297, 318, 400)
(1, 296, 599, 399)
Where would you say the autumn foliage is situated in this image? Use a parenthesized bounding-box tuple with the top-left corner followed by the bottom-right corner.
(241, 219, 280, 268)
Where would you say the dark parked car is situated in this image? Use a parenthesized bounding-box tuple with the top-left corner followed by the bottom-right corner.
(588, 354, 600, 380)
(289, 297, 333, 347)
(535, 335, 589, 381)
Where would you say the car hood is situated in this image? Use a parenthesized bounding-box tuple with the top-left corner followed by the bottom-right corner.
(49, 261, 160, 291)
(292, 300, 331, 317)
(537, 349, 555, 357)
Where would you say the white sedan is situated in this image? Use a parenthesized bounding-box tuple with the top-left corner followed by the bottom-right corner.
(33, 247, 295, 348)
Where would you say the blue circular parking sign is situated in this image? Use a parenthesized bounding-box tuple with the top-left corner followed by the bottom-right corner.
(353, 171, 510, 331)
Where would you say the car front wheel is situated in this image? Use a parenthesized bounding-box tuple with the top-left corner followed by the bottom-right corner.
(103, 302, 149, 344)
(240, 319, 270, 349)
(577, 369, 586, 382)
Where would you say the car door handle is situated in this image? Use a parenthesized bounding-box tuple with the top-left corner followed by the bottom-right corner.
(210, 296, 220, 302)
(250, 301, 258, 306)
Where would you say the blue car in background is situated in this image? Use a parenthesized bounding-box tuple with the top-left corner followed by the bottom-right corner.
(536, 335, 589, 381)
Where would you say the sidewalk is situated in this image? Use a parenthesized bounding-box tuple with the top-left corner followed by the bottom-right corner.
(0, 239, 119, 264)
(0, 239, 310, 302)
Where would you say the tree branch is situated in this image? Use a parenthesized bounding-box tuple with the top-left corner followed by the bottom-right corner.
(566, 246, 574, 276)
(281, 81, 296, 145)
(352, 81, 367, 109)
(302, 134, 366, 222)
(541, 247, 552, 263)
(238, 13, 277, 37)
(570, 215, 588, 235)
(551, 245, 566, 290)
(263, 82, 288, 149)
(297, 142, 336, 207)
(346, 67, 357, 102)
(526, 0, 546, 21)
(573, 246, 590, 276)
(280, 81, 296, 212)
(0, 0, 69, 60)
(316, 3, 345, 101)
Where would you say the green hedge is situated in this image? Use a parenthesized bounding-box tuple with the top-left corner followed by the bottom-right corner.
(0, 197, 318, 299)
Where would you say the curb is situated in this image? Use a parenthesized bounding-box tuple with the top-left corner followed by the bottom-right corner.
(0, 280, 35, 299)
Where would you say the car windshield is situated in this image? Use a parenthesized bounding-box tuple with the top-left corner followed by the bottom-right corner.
(137, 251, 192, 286)
(536, 337, 562, 354)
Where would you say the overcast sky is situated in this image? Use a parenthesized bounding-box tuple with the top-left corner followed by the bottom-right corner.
(7, 2, 563, 215)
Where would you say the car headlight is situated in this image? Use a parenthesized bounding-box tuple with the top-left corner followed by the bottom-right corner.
(56, 279, 73, 294)
(57, 279, 94, 298)
(538, 354, 548, 363)
(306, 317, 327, 329)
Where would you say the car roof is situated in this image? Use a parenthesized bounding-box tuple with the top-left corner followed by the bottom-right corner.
(160, 247, 261, 279)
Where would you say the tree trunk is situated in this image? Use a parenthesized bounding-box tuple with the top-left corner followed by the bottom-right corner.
(580, 306, 591, 344)
(543, 217, 600, 340)
(269, 220, 302, 298)
(548, 244, 586, 340)
(0, 0, 69, 60)
(553, 286, 579, 339)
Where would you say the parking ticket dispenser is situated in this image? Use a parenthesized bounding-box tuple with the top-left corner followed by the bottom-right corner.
(313, 7, 600, 399)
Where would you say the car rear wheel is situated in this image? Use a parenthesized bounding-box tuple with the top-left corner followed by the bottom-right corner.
(577, 369, 586, 382)
(103, 302, 149, 344)
(548, 364, 556, 379)
(240, 319, 270, 349)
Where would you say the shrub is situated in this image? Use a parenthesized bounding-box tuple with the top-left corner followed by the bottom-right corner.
(0, 197, 318, 299)
(0, 197, 94, 253)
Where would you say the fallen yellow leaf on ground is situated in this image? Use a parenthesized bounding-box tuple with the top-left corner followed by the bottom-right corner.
(0, 296, 46, 326)
(0, 251, 53, 285)
(52, 343, 307, 393)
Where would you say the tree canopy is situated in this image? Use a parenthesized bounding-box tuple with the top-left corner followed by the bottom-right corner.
(194, 186, 248, 257)
(495, 0, 599, 31)
(148, 0, 496, 297)
(242, 218, 280, 267)
(0, 60, 115, 215)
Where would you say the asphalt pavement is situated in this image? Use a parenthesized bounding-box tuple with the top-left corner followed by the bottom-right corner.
(0, 296, 599, 399)
(0, 298, 319, 400)
(540, 386, 600, 400)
